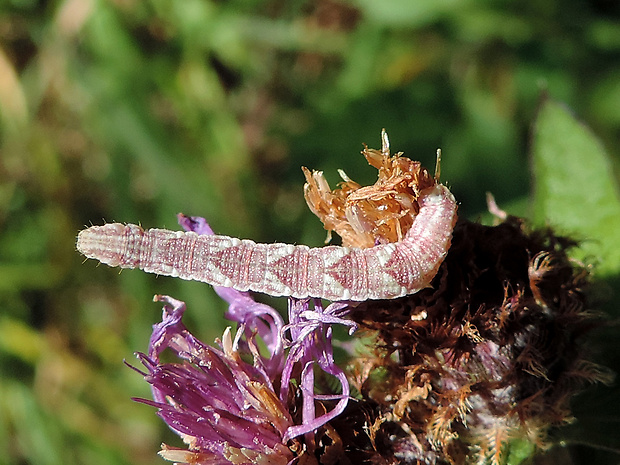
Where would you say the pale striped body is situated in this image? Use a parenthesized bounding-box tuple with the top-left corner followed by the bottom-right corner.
(77, 184, 457, 301)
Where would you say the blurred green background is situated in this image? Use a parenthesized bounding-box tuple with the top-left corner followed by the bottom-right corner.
(1, 1, 619, 464)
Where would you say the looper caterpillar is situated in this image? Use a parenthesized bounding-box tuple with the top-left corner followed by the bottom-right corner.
(77, 133, 458, 301)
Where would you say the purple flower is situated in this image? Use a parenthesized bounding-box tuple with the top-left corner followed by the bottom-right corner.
(281, 298, 355, 441)
(132, 295, 295, 465)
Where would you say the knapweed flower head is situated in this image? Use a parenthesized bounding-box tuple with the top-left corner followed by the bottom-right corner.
(132, 295, 295, 465)
(124, 134, 609, 465)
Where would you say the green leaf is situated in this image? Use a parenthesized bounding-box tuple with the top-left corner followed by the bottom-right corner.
(532, 99, 620, 278)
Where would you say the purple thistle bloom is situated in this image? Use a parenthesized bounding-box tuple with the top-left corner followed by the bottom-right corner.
(133, 295, 296, 465)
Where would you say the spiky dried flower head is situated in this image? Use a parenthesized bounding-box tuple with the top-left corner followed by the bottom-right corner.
(336, 220, 608, 464)
(303, 129, 435, 248)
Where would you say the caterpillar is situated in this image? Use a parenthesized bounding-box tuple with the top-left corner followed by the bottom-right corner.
(76, 182, 457, 302)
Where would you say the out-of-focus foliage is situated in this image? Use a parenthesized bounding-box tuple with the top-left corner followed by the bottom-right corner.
(528, 98, 620, 464)
(533, 99, 620, 279)
(0, 1, 618, 464)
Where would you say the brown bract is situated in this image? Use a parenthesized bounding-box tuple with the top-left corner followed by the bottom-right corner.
(303, 134, 435, 248)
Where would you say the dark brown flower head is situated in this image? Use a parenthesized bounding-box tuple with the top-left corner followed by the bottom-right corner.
(301, 137, 610, 464)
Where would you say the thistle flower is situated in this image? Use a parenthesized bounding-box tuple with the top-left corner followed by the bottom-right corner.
(132, 295, 297, 465)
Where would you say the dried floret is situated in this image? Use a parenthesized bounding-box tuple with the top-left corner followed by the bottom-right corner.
(303, 129, 434, 248)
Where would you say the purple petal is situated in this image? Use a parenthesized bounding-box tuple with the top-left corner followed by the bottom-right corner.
(280, 298, 353, 440)
(177, 213, 215, 236)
